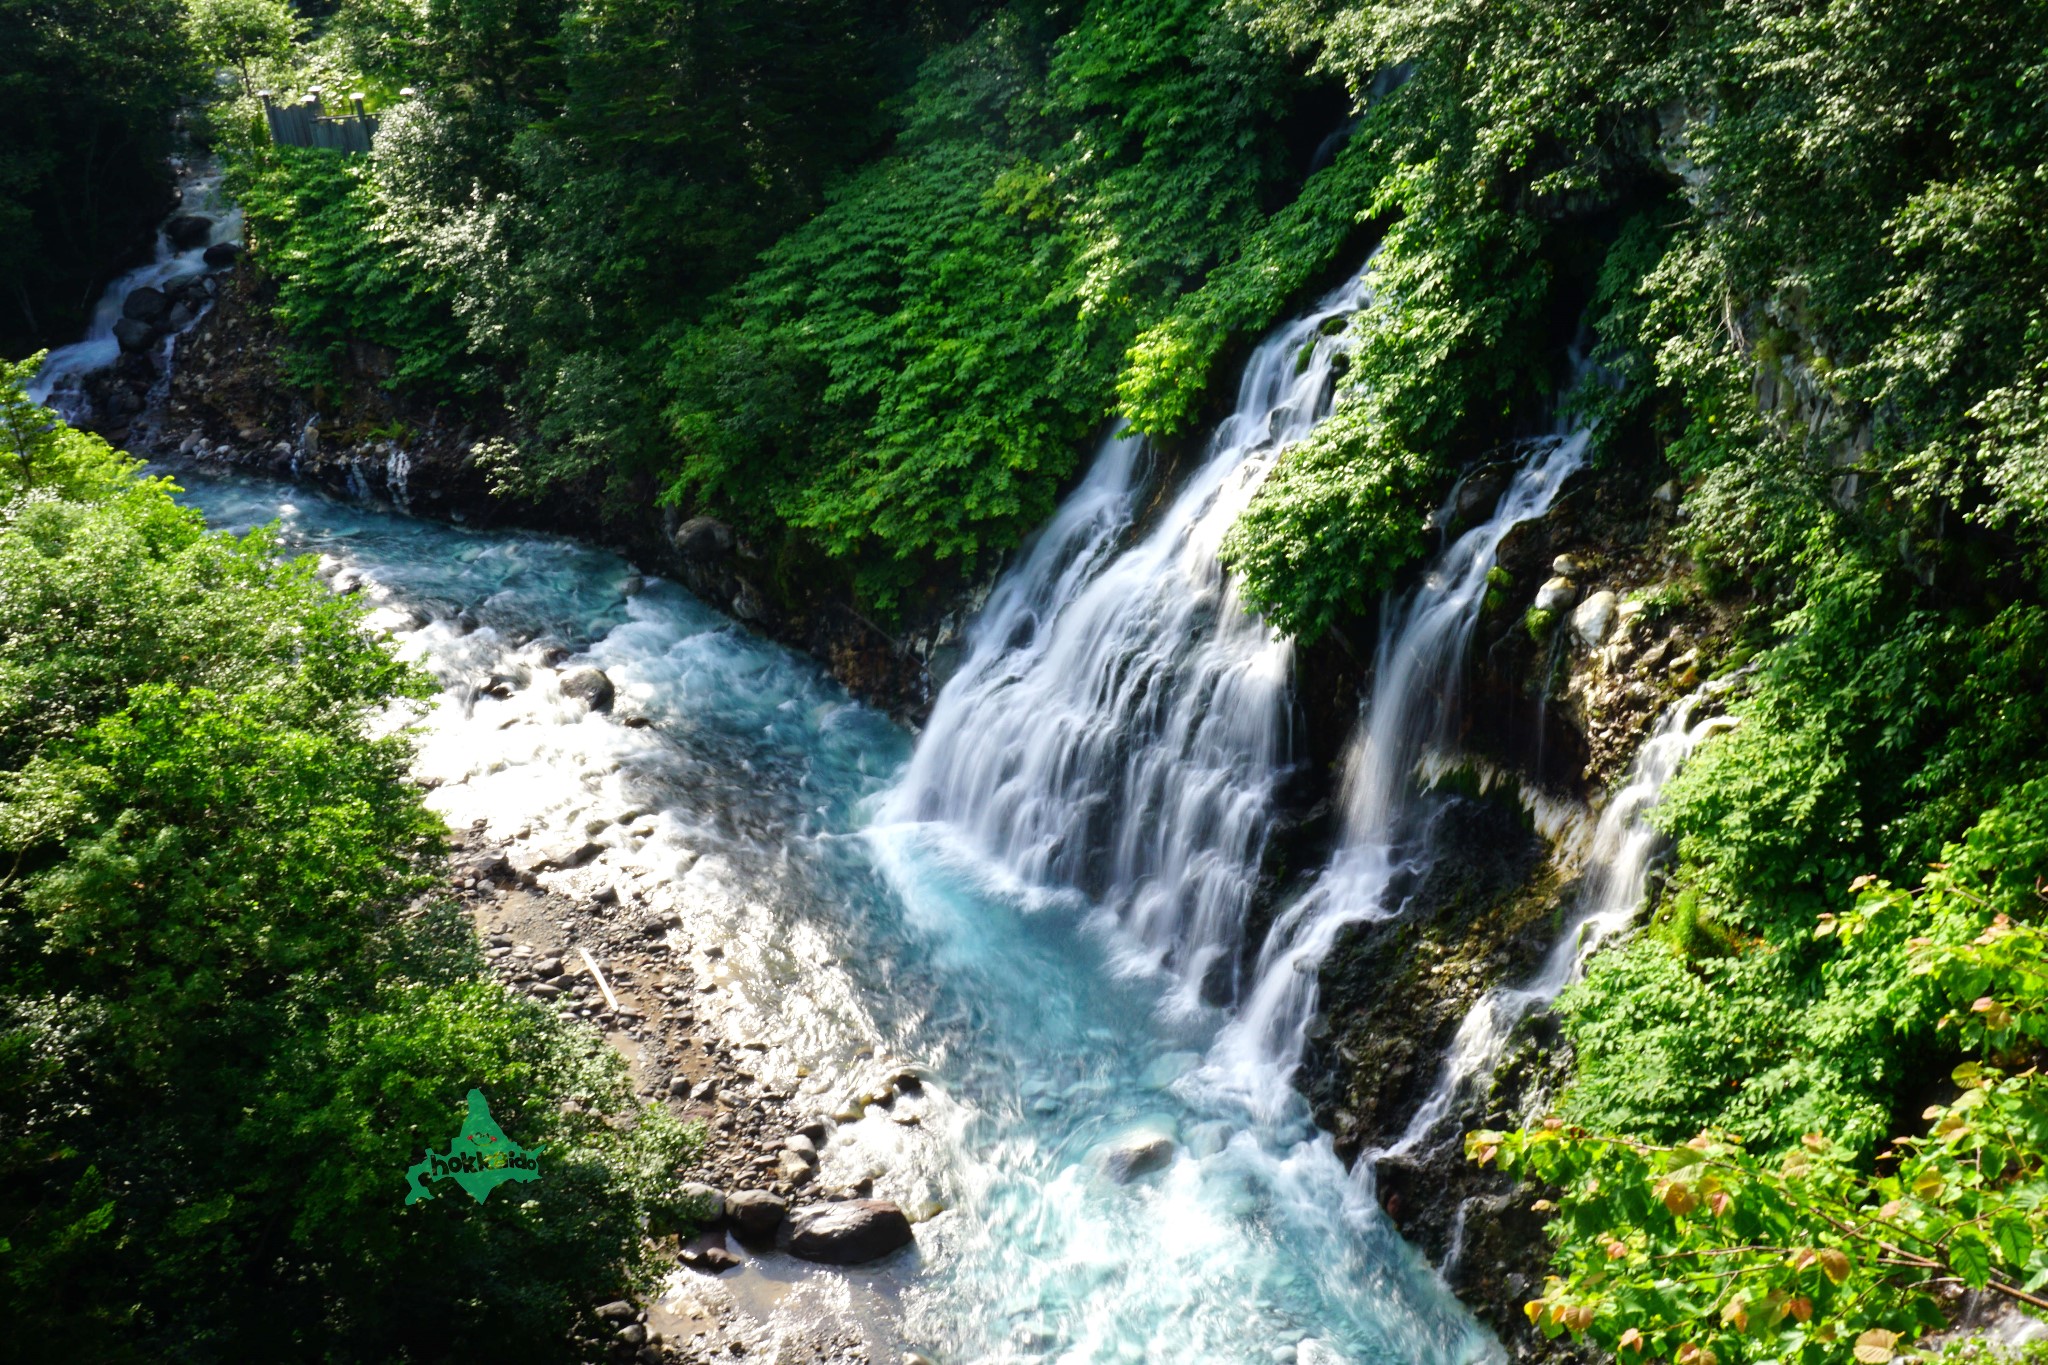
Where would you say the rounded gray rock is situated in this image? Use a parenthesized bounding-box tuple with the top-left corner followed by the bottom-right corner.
(1099, 1132, 1176, 1183)
(560, 667, 615, 712)
(726, 1189, 789, 1239)
(783, 1199, 914, 1264)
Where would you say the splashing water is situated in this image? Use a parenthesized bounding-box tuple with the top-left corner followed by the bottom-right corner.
(887, 267, 1369, 1010)
(1207, 430, 1591, 1121)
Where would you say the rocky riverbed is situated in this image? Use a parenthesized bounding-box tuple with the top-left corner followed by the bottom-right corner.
(433, 740, 934, 1364)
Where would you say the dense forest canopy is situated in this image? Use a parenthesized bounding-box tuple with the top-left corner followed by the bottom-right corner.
(6, 0, 2048, 1359)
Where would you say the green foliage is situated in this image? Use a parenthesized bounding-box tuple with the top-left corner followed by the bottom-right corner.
(1473, 797, 2048, 1364)
(656, 0, 1333, 606)
(1221, 145, 1554, 639)
(0, 0, 199, 354)
(186, 0, 302, 96)
(0, 374, 703, 1360)
(229, 142, 479, 395)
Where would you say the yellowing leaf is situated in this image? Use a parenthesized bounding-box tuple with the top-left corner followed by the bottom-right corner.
(1659, 1180, 1700, 1217)
(1853, 1329, 1899, 1364)
(1817, 1247, 1851, 1284)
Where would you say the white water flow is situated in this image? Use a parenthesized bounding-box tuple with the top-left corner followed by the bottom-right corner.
(28, 159, 241, 420)
(1381, 682, 1738, 1159)
(889, 266, 1369, 1007)
(1210, 429, 1591, 1120)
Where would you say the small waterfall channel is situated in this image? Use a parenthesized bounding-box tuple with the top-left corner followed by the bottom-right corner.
(1379, 682, 1740, 1163)
(28, 158, 241, 424)
(1205, 430, 1590, 1120)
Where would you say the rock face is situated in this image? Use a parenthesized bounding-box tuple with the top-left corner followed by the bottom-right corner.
(783, 1200, 914, 1264)
(559, 667, 615, 712)
(163, 214, 213, 250)
(673, 516, 735, 562)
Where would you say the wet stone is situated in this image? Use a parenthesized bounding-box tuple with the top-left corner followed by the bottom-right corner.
(1099, 1133, 1176, 1183)
(726, 1189, 788, 1239)
(783, 1200, 914, 1264)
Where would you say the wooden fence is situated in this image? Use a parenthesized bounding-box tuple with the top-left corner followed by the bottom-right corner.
(258, 90, 382, 154)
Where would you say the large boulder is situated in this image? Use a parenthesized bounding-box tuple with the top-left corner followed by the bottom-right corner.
(672, 516, 734, 562)
(726, 1189, 788, 1240)
(783, 1200, 914, 1264)
(112, 318, 157, 353)
(559, 667, 615, 712)
(164, 214, 214, 250)
(1571, 590, 1619, 648)
(122, 287, 169, 325)
(202, 241, 241, 269)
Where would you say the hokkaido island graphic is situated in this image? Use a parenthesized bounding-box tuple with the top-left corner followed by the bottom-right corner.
(404, 1089, 545, 1205)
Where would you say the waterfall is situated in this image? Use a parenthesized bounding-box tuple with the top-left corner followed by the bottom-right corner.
(1209, 428, 1590, 1118)
(887, 265, 1371, 1007)
(1379, 681, 1739, 1158)
(28, 158, 242, 423)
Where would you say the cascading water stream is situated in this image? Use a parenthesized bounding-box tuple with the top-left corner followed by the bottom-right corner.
(1208, 429, 1590, 1120)
(1378, 682, 1740, 1161)
(889, 266, 1370, 1006)
(28, 159, 241, 422)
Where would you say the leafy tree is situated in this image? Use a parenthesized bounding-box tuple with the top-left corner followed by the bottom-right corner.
(1473, 782, 2048, 1364)
(186, 0, 302, 97)
(0, 0, 199, 353)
